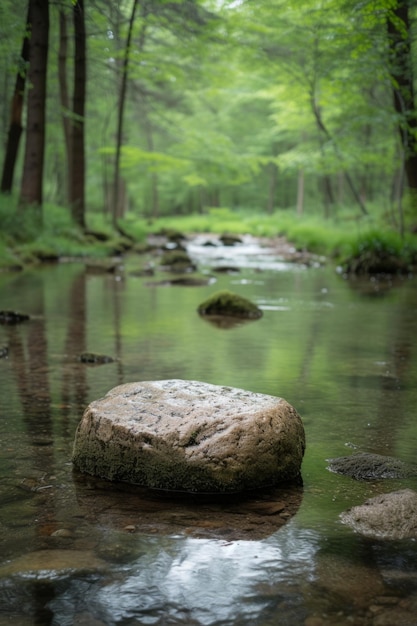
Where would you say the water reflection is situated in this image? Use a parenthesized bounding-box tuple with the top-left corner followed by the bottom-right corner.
(47, 526, 318, 626)
(73, 475, 304, 540)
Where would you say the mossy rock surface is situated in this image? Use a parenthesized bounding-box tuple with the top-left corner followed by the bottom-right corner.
(197, 290, 263, 320)
(155, 228, 187, 243)
(327, 452, 417, 480)
(344, 252, 410, 275)
(79, 352, 114, 365)
(72, 379, 305, 493)
(159, 250, 195, 271)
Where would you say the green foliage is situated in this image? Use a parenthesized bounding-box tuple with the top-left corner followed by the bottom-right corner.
(0, 198, 115, 265)
(0, 196, 40, 243)
(0, 240, 21, 268)
(342, 229, 417, 273)
(15, 235, 110, 262)
(0, 0, 416, 257)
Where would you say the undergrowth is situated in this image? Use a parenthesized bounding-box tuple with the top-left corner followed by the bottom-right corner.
(1, 196, 416, 269)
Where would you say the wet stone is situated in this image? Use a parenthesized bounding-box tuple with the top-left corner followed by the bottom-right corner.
(340, 488, 417, 539)
(72, 379, 305, 494)
(315, 552, 386, 609)
(326, 452, 417, 480)
(78, 352, 114, 365)
(0, 310, 30, 325)
(0, 549, 107, 580)
(197, 290, 263, 320)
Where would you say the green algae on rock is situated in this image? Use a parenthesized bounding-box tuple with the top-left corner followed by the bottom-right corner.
(326, 452, 417, 480)
(159, 249, 195, 270)
(197, 290, 263, 320)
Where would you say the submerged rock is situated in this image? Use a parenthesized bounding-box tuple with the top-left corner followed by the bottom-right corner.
(219, 233, 243, 246)
(72, 379, 305, 493)
(0, 549, 107, 580)
(159, 250, 196, 272)
(155, 228, 187, 244)
(78, 352, 114, 365)
(74, 474, 303, 540)
(197, 290, 263, 320)
(146, 275, 215, 287)
(0, 310, 30, 325)
(315, 552, 386, 609)
(213, 265, 241, 274)
(326, 452, 417, 480)
(340, 489, 417, 539)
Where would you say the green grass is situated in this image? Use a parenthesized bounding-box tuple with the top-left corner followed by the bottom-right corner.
(142, 203, 417, 263)
(1, 195, 417, 269)
(142, 209, 366, 259)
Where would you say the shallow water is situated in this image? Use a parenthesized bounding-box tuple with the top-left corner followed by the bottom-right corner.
(1, 236, 417, 625)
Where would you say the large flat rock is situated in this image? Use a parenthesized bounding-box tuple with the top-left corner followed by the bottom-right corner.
(72, 379, 305, 493)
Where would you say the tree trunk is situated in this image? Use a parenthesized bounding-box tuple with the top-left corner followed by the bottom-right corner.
(387, 1, 417, 191)
(144, 111, 159, 219)
(113, 0, 139, 229)
(310, 88, 368, 216)
(1, 4, 31, 194)
(296, 168, 305, 216)
(58, 9, 71, 204)
(321, 176, 335, 218)
(19, 0, 49, 210)
(266, 162, 278, 214)
(70, 0, 86, 228)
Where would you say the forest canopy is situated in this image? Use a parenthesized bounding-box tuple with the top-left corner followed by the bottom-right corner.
(1, 0, 417, 239)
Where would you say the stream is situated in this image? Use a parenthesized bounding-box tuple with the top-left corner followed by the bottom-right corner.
(0, 234, 417, 626)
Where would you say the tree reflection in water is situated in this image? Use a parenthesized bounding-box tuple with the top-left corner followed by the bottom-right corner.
(1, 253, 417, 625)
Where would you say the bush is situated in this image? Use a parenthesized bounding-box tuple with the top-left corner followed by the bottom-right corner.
(342, 230, 417, 275)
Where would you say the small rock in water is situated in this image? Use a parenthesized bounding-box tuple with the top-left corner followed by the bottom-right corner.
(340, 488, 417, 539)
(0, 310, 30, 325)
(79, 352, 114, 365)
(197, 290, 263, 320)
(219, 234, 243, 246)
(326, 452, 417, 480)
(123, 525, 136, 533)
(0, 549, 107, 579)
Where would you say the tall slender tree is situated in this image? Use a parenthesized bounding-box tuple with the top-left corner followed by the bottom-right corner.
(1, 4, 31, 193)
(19, 0, 49, 210)
(387, 0, 417, 192)
(58, 8, 71, 204)
(112, 0, 139, 229)
(69, 0, 86, 228)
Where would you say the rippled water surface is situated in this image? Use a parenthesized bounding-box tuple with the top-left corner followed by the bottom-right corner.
(1, 235, 417, 626)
